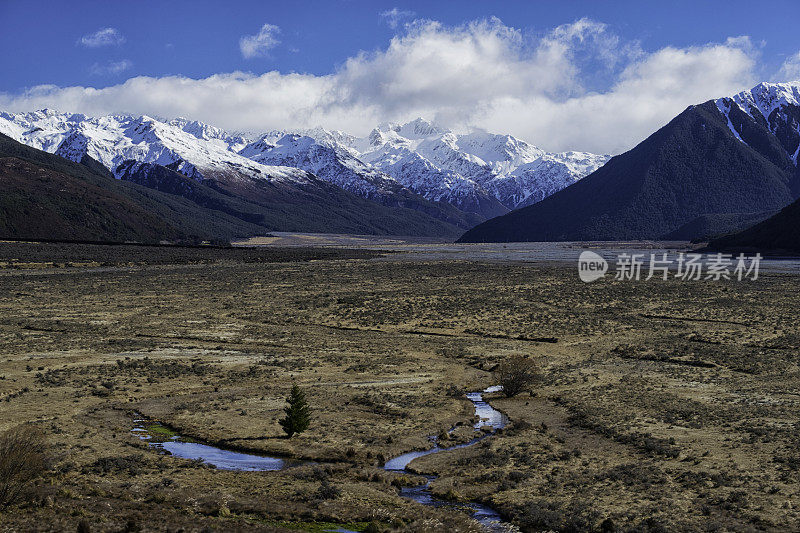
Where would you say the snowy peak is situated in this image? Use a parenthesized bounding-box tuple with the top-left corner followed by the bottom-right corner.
(0, 110, 313, 185)
(716, 81, 800, 165)
(456, 132, 545, 166)
(728, 81, 800, 120)
(239, 130, 403, 200)
(169, 117, 228, 141)
(388, 117, 449, 140)
(168, 117, 250, 152)
(353, 118, 609, 210)
(302, 126, 357, 148)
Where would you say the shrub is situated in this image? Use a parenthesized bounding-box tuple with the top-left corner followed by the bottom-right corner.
(495, 355, 539, 397)
(316, 479, 341, 500)
(0, 425, 48, 508)
(517, 499, 601, 532)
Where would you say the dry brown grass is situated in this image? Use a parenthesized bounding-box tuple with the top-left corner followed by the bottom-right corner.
(0, 425, 47, 508)
(0, 243, 798, 531)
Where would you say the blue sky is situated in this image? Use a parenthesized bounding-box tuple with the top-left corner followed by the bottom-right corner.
(2, 0, 799, 153)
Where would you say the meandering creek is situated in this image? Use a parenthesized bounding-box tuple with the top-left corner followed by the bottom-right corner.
(383, 385, 510, 532)
(131, 418, 288, 471)
(131, 385, 512, 531)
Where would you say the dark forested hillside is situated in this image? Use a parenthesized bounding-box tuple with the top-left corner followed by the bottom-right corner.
(0, 133, 269, 243)
(708, 198, 800, 253)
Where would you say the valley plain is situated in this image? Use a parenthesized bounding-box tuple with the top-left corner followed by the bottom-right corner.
(1, 241, 799, 532)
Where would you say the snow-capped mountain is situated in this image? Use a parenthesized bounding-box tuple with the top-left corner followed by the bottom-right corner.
(349, 119, 609, 211)
(248, 118, 609, 215)
(0, 110, 609, 222)
(239, 132, 406, 201)
(243, 125, 507, 218)
(0, 109, 311, 185)
(716, 81, 800, 165)
(460, 80, 800, 243)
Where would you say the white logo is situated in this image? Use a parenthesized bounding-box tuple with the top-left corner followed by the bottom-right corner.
(577, 251, 761, 282)
(578, 251, 608, 282)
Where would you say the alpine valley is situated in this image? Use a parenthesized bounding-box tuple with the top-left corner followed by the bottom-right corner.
(0, 111, 608, 243)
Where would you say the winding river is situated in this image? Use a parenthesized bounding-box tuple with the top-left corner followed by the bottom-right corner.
(383, 385, 511, 532)
(131, 417, 288, 471)
(131, 385, 512, 531)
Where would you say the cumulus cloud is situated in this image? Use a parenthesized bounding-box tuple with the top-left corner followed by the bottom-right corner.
(380, 8, 415, 29)
(477, 41, 756, 153)
(79, 27, 125, 47)
(89, 59, 133, 76)
(5, 18, 760, 153)
(240, 23, 281, 58)
(777, 52, 800, 82)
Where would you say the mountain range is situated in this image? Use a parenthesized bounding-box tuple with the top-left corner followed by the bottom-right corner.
(459, 82, 800, 243)
(0, 111, 608, 242)
(4, 81, 800, 250)
(240, 118, 609, 218)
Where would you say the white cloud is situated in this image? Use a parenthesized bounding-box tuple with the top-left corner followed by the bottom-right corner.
(240, 23, 281, 59)
(89, 59, 133, 76)
(477, 40, 756, 153)
(380, 8, 415, 29)
(777, 52, 800, 82)
(79, 27, 125, 47)
(5, 18, 760, 154)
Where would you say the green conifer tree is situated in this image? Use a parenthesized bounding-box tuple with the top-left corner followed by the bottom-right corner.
(279, 383, 311, 437)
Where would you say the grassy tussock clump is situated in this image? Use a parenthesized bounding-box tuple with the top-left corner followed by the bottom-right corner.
(0, 425, 48, 509)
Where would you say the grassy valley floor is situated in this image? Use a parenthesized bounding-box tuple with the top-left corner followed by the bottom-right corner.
(0, 242, 798, 531)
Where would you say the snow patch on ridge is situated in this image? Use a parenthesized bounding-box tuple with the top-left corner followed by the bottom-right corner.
(728, 82, 800, 121)
(715, 81, 800, 164)
(715, 99, 747, 145)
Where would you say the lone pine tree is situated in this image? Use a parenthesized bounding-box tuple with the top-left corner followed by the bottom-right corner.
(279, 383, 311, 437)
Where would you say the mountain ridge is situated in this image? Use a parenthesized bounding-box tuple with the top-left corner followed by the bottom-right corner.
(0, 110, 608, 225)
(459, 82, 800, 243)
(708, 196, 800, 253)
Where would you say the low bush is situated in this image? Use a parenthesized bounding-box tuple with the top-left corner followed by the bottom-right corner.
(496, 355, 540, 397)
(83, 454, 148, 476)
(316, 479, 341, 500)
(0, 425, 48, 508)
